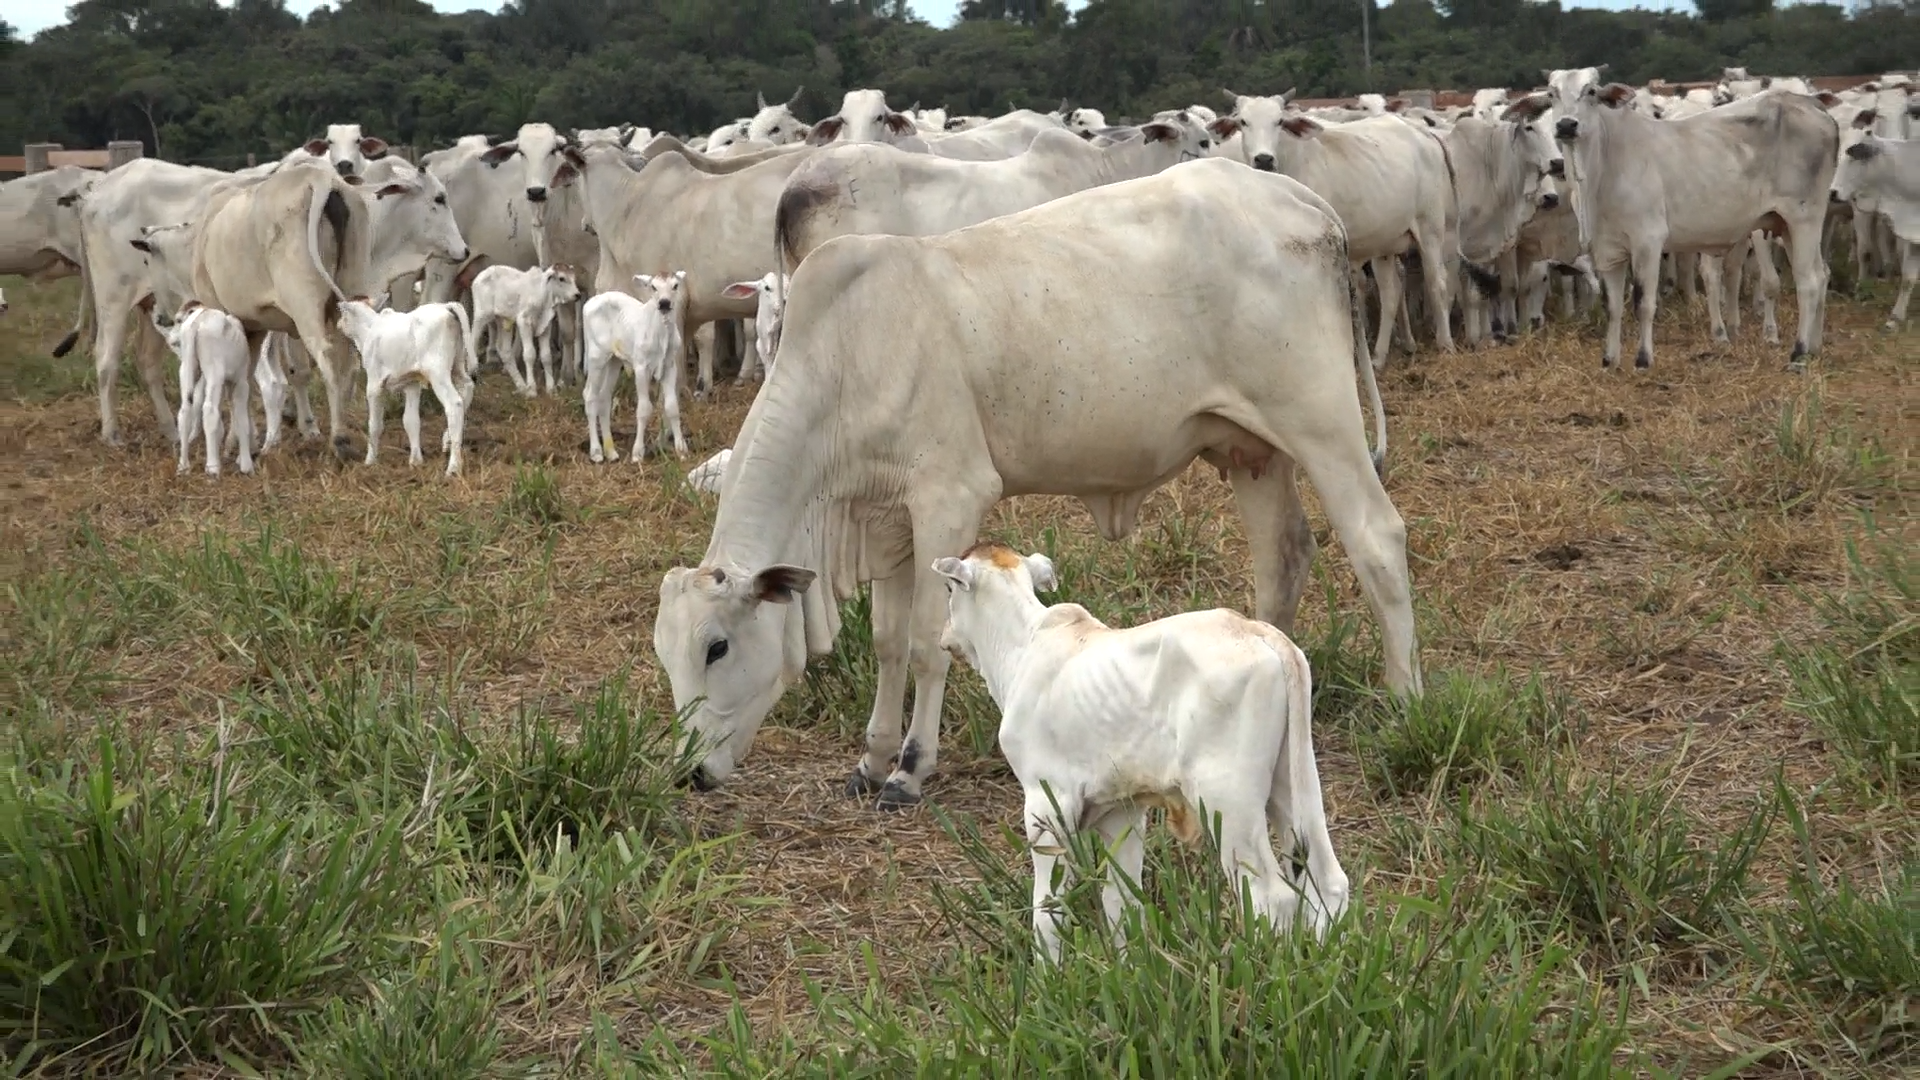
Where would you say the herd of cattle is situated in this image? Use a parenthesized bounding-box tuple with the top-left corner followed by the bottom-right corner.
(2, 66, 1915, 951)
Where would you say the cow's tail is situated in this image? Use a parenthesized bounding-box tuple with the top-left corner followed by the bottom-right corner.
(52, 221, 94, 359)
(1349, 272, 1387, 478)
(447, 300, 478, 383)
(303, 172, 346, 311)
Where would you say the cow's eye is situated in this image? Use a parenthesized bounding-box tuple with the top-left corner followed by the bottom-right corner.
(705, 639, 729, 666)
(435, 194, 447, 205)
(1200, 139, 1211, 149)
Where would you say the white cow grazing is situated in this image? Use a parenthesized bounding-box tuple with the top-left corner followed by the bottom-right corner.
(1443, 96, 1563, 344)
(1209, 92, 1461, 363)
(720, 271, 788, 382)
(1554, 82, 1837, 368)
(291, 124, 391, 179)
(1832, 134, 1920, 329)
(932, 542, 1350, 961)
(334, 297, 476, 475)
(806, 89, 925, 148)
(651, 158, 1418, 803)
(582, 271, 689, 464)
(687, 448, 731, 493)
(470, 263, 583, 396)
(773, 119, 1213, 271)
(151, 301, 254, 476)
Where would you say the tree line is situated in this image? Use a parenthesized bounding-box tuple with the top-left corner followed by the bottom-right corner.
(1, 0, 1914, 170)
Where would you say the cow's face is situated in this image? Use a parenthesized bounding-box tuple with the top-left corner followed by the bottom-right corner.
(368, 173, 469, 268)
(302, 123, 389, 179)
(749, 87, 808, 145)
(478, 123, 573, 223)
(1832, 136, 1885, 205)
(810, 89, 916, 145)
(1554, 82, 1633, 142)
(1207, 93, 1307, 173)
(1544, 66, 1607, 116)
(634, 270, 686, 317)
(653, 564, 817, 789)
(543, 265, 582, 306)
(1501, 95, 1564, 211)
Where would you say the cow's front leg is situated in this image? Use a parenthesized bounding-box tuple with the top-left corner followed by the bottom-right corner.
(847, 570, 913, 800)
(877, 535, 982, 810)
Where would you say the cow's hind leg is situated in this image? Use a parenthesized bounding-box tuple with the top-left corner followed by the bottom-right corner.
(1229, 459, 1315, 637)
(1598, 259, 1629, 368)
(132, 320, 178, 448)
(1887, 241, 1917, 330)
(1629, 243, 1661, 369)
(1091, 804, 1147, 950)
(1753, 232, 1781, 345)
(1699, 255, 1730, 343)
(1368, 258, 1403, 367)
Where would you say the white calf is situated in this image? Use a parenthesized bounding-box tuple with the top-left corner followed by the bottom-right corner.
(470, 264, 582, 397)
(932, 542, 1350, 963)
(687, 448, 731, 494)
(582, 272, 690, 464)
(252, 332, 320, 452)
(334, 298, 477, 476)
(152, 302, 255, 477)
(720, 271, 789, 382)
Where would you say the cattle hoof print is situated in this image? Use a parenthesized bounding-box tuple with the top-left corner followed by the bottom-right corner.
(875, 780, 922, 811)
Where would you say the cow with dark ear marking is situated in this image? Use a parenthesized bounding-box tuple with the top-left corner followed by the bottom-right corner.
(1831, 132, 1919, 330)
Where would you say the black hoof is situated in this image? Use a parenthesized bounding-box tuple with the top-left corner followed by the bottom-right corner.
(844, 769, 883, 799)
(876, 780, 922, 811)
(1601, 355, 1614, 369)
(331, 435, 354, 460)
(1789, 341, 1808, 363)
(1633, 346, 1651, 370)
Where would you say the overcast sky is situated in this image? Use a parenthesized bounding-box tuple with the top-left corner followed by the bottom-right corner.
(2, 0, 1692, 40)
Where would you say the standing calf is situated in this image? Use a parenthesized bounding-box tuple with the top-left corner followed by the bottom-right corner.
(151, 301, 255, 476)
(470, 264, 582, 396)
(583, 272, 689, 464)
(933, 542, 1351, 963)
(334, 298, 477, 476)
(720, 271, 788, 382)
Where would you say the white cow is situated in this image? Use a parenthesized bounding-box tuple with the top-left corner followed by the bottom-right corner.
(773, 119, 1213, 271)
(470, 263, 583, 396)
(1832, 134, 1919, 329)
(651, 158, 1418, 803)
(476, 123, 577, 265)
(720, 271, 788, 382)
(805, 89, 925, 148)
(0, 166, 98, 279)
(553, 140, 817, 397)
(1470, 87, 1511, 121)
(150, 300, 254, 476)
(65, 158, 235, 445)
(924, 110, 1073, 161)
(1209, 92, 1462, 363)
(1442, 96, 1563, 344)
(932, 542, 1349, 961)
(582, 271, 689, 464)
(334, 297, 477, 475)
(293, 124, 391, 179)
(1061, 106, 1107, 136)
(1553, 82, 1837, 368)
(1544, 66, 1610, 114)
(253, 332, 316, 452)
(749, 88, 810, 145)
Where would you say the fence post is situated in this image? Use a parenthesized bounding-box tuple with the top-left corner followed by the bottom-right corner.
(24, 143, 61, 174)
(1399, 89, 1435, 111)
(106, 141, 144, 170)
(247, 152, 257, 168)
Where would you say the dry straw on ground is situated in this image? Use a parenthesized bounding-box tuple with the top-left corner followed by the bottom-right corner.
(1, 274, 1912, 1073)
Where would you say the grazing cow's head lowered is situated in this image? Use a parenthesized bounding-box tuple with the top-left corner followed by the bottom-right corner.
(301, 123, 390, 179)
(1205, 89, 1297, 172)
(477, 122, 575, 222)
(654, 563, 818, 788)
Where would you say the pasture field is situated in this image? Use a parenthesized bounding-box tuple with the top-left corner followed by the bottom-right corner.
(0, 273, 1913, 1077)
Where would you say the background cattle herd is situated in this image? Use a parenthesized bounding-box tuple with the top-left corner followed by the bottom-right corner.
(1, 63, 1915, 965)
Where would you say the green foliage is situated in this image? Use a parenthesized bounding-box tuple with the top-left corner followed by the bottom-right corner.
(0, 735, 413, 1070)
(1455, 763, 1775, 958)
(1353, 668, 1575, 796)
(645, 810, 1629, 1075)
(3, 0, 1915, 168)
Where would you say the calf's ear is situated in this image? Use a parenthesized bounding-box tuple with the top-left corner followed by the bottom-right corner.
(1023, 553, 1059, 593)
(932, 557, 973, 592)
(722, 282, 760, 300)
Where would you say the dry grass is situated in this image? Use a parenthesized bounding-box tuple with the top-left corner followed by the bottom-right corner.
(1, 272, 1914, 1076)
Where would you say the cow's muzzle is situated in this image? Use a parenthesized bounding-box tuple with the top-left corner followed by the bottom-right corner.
(1540, 192, 1561, 211)
(526, 186, 548, 203)
(335, 159, 355, 177)
(657, 299, 672, 313)
(1554, 118, 1579, 140)
(1549, 158, 1566, 179)
(1829, 189, 1843, 204)
(1252, 152, 1277, 171)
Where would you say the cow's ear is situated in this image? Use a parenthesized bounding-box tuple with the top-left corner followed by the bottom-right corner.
(1022, 553, 1059, 593)
(57, 192, 81, 207)
(932, 557, 973, 592)
(1386, 98, 1407, 113)
(884, 111, 916, 136)
(480, 142, 518, 166)
(359, 137, 390, 159)
(1853, 108, 1879, 129)
(550, 162, 578, 189)
(1279, 115, 1324, 138)
(303, 138, 328, 156)
(1815, 91, 1840, 107)
(130, 239, 153, 253)
(750, 565, 814, 604)
(1207, 115, 1243, 139)
(1845, 140, 1880, 161)
(372, 183, 412, 199)
(1598, 83, 1635, 108)
(807, 117, 845, 144)
(1501, 94, 1550, 122)
(1140, 121, 1179, 144)
(562, 144, 587, 168)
